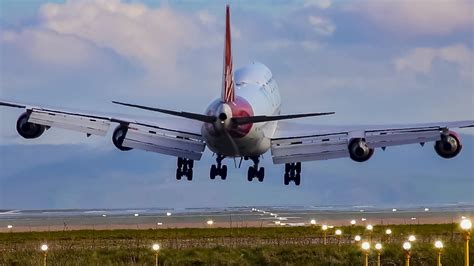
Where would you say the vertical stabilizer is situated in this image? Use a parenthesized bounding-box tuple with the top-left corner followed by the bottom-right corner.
(221, 5, 234, 103)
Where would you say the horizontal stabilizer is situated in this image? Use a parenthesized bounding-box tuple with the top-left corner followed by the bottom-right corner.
(112, 101, 216, 123)
(232, 112, 335, 125)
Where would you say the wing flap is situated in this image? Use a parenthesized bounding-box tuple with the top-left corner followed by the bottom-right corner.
(123, 123, 205, 160)
(29, 109, 111, 136)
(365, 130, 440, 148)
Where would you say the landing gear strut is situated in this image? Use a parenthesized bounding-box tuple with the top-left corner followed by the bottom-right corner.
(210, 155, 227, 180)
(247, 156, 265, 182)
(176, 157, 194, 181)
(284, 162, 301, 186)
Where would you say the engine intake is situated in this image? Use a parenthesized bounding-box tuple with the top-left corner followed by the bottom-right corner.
(434, 131, 462, 159)
(348, 138, 374, 162)
(112, 125, 133, 151)
(16, 112, 45, 139)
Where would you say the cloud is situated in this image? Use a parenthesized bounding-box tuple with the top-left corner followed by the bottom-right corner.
(304, 0, 332, 9)
(351, 0, 473, 36)
(308, 15, 335, 36)
(394, 44, 474, 79)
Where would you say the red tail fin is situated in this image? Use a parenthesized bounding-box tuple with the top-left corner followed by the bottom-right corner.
(222, 5, 234, 103)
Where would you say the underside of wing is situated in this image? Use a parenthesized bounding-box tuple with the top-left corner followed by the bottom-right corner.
(270, 120, 474, 164)
(1, 100, 206, 160)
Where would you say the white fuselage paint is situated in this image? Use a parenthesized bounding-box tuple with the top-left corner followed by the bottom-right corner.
(202, 62, 281, 157)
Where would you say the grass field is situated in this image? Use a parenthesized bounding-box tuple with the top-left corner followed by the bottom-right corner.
(1, 223, 472, 265)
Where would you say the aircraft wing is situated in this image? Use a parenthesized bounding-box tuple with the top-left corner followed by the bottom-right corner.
(270, 120, 474, 164)
(0, 100, 206, 160)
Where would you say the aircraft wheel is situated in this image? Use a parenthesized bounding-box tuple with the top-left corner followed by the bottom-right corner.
(284, 173, 290, 185)
(186, 169, 193, 181)
(247, 167, 255, 182)
(285, 163, 291, 173)
(188, 160, 194, 169)
(221, 165, 227, 180)
(257, 167, 265, 182)
(176, 169, 182, 180)
(177, 158, 184, 168)
(210, 165, 217, 180)
(294, 173, 301, 186)
(295, 162, 301, 174)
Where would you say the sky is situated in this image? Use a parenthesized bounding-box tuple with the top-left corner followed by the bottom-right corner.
(0, 0, 473, 209)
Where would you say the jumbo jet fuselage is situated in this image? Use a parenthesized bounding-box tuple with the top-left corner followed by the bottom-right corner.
(202, 62, 281, 157)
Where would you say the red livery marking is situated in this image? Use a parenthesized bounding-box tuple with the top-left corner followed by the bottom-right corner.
(222, 5, 235, 103)
(229, 97, 254, 138)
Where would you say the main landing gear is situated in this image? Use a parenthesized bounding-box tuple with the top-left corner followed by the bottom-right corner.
(176, 157, 194, 181)
(284, 162, 301, 186)
(247, 156, 264, 182)
(210, 155, 227, 180)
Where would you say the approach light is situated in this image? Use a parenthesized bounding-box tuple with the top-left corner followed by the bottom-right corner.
(460, 218, 472, 230)
(355, 235, 361, 242)
(392, 208, 397, 212)
(134, 213, 139, 217)
(375, 243, 382, 250)
(7, 225, 13, 229)
(335, 229, 342, 235)
(310, 219, 317, 225)
(152, 243, 160, 251)
(207, 219, 214, 226)
(361, 241, 370, 250)
(366, 224, 373, 231)
(434, 240, 443, 249)
(350, 219, 356, 225)
(322, 224, 328, 231)
(408, 235, 416, 242)
(361, 218, 367, 221)
(166, 212, 172, 216)
(403, 242, 411, 251)
(424, 208, 430, 212)
(41, 244, 48, 252)
(386, 229, 392, 235)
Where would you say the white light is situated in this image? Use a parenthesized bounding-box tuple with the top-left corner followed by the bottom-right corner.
(321, 224, 328, 231)
(408, 235, 416, 242)
(434, 240, 443, 249)
(157, 222, 163, 226)
(335, 229, 342, 235)
(41, 244, 48, 252)
(360, 209, 364, 212)
(134, 213, 139, 217)
(7, 225, 13, 229)
(207, 220, 214, 225)
(275, 221, 281, 225)
(361, 218, 367, 221)
(403, 242, 411, 251)
(355, 235, 361, 242)
(385, 229, 392, 235)
(366, 224, 373, 231)
(375, 243, 382, 250)
(411, 217, 417, 220)
(350, 220, 356, 225)
(310, 219, 317, 225)
(102, 214, 107, 217)
(461, 216, 466, 219)
(152, 243, 160, 251)
(328, 225, 334, 229)
(361, 241, 370, 250)
(392, 208, 397, 212)
(424, 208, 429, 212)
(460, 219, 472, 230)
(166, 212, 172, 216)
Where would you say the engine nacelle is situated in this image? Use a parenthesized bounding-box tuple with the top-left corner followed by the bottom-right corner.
(16, 112, 45, 139)
(112, 125, 133, 151)
(434, 131, 462, 159)
(348, 138, 374, 162)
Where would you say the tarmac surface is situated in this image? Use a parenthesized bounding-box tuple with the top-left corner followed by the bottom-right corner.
(1, 204, 473, 232)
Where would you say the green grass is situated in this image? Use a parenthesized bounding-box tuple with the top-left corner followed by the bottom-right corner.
(1, 224, 472, 265)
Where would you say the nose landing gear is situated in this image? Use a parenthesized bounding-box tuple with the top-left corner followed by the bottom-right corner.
(284, 162, 301, 186)
(176, 157, 194, 181)
(210, 155, 228, 180)
(247, 156, 265, 182)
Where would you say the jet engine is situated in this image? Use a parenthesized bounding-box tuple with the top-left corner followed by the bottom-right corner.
(112, 125, 133, 151)
(434, 131, 462, 159)
(16, 112, 45, 139)
(348, 138, 374, 162)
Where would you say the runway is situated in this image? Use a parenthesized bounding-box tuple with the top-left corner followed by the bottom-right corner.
(1, 204, 472, 232)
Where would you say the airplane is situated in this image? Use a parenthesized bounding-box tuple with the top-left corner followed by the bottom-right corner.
(1, 6, 473, 186)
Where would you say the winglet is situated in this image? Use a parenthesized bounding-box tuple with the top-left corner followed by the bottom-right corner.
(221, 5, 234, 103)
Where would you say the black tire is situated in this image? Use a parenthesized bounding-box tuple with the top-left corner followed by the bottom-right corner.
(285, 163, 291, 173)
(176, 169, 182, 180)
(247, 167, 254, 182)
(294, 173, 301, 186)
(186, 169, 193, 181)
(221, 165, 227, 180)
(284, 173, 290, 185)
(295, 163, 301, 174)
(210, 165, 217, 179)
(177, 158, 184, 168)
(257, 167, 265, 182)
(188, 160, 194, 169)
